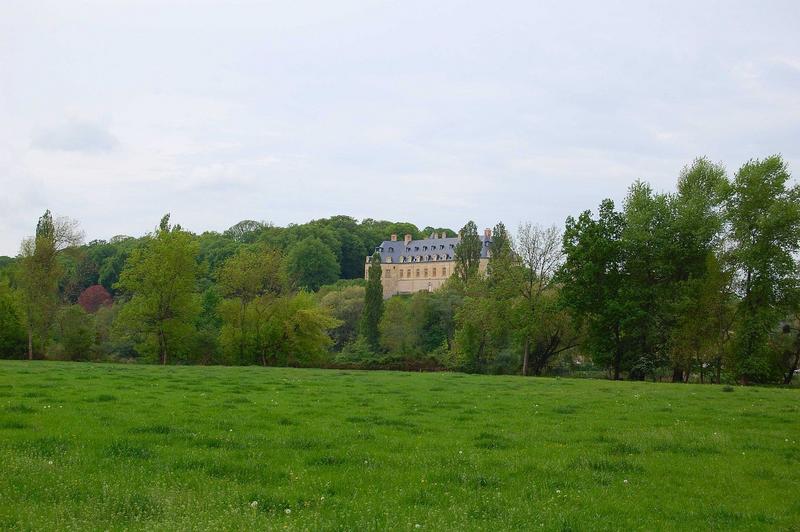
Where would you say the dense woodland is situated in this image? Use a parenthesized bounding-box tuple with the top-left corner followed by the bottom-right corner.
(1, 155, 799, 384)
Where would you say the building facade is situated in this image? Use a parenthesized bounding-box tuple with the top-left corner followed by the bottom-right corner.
(365, 230, 492, 298)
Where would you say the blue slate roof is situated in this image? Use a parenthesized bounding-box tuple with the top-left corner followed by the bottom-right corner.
(372, 235, 491, 263)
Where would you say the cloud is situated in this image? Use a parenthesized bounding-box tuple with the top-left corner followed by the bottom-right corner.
(31, 121, 118, 153)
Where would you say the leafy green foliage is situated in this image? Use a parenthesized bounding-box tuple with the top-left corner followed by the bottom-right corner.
(0, 282, 26, 358)
(285, 238, 340, 292)
(51, 305, 95, 361)
(360, 253, 383, 350)
(454, 221, 482, 285)
(114, 215, 201, 364)
(726, 156, 800, 382)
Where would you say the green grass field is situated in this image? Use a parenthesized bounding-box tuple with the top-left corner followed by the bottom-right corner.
(0, 361, 798, 530)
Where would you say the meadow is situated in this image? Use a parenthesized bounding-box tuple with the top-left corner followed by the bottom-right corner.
(0, 361, 798, 530)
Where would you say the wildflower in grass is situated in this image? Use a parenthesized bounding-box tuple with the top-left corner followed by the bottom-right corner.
(250, 501, 258, 508)
(284, 508, 291, 515)
(623, 479, 628, 484)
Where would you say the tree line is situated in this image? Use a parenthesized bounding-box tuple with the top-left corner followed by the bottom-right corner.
(1, 155, 798, 384)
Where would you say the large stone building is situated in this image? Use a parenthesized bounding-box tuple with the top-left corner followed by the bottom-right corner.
(365, 230, 492, 298)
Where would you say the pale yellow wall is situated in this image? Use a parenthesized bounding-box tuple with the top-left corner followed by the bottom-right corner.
(366, 258, 489, 298)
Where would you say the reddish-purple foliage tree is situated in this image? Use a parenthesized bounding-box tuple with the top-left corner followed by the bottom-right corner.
(77, 285, 112, 313)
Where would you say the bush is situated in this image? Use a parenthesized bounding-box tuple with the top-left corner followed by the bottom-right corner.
(336, 337, 378, 364)
(0, 287, 26, 359)
(488, 349, 520, 375)
(51, 305, 95, 361)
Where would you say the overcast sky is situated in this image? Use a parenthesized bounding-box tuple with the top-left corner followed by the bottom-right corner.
(1, 1, 799, 255)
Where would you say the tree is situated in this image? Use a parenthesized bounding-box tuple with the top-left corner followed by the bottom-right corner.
(514, 223, 563, 375)
(0, 281, 26, 358)
(320, 285, 365, 350)
(224, 220, 267, 243)
(361, 253, 383, 350)
(52, 305, 95, 361)
(17, 210, 83, 359)
(217, 245, 285, 363)
(726, 156, 800, 382)
(523, 289, 580, 376)
(285, 237, 340, 291)
(486, 222, 515, 289)
(78, 285, 113, 313)
(379, 296, 419, 356)
(252, 292, 340, 366)
(560, 200, 630, 379)
(453, 278, 504, 372)
(454, 221, 482, 285)
(115, 214, 200, 365)
(662, 160, 730, 381)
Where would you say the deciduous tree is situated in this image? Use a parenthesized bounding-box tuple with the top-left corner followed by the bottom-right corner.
(115, 214, 200, 365)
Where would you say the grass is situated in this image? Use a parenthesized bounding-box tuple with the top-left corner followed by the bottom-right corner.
(0, 361, 798, 530)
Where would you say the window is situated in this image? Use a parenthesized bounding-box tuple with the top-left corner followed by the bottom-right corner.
(388, 247, 394, 252)
(385, 269, 391, 277)
(424, 268, 428, 277)
(442, 267, 447, 276)
(407, 269, 411, 277)
(416, 269, 420, 277)
(423, 246, 427, 251)
(432, 267, 437, 277)
(399, 269, 404, 278)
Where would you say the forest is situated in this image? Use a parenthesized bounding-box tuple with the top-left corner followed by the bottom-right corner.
(1, 155, 799, 385)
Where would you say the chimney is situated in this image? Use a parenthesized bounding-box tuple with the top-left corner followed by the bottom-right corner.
(484, 228, 492, 239)
(390, 234, 397, 241)
(404, 234, 412, 245)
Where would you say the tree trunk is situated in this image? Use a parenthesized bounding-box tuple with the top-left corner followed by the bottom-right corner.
(158, 328, 167, 365)
(672, 367, 683, 383)
(522, 337, 529, 376)
(27, 327, 33, 360)
(613, 324, 622, 380)
(784, 350, 800, 385)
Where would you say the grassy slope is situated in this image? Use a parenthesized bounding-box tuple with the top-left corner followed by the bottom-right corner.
(0, 361, 798, 531)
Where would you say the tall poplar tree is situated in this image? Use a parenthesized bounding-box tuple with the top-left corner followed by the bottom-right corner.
(361, 252, 383, 350)
(454, 221, 482, 285)
(18, 210, 83, 359)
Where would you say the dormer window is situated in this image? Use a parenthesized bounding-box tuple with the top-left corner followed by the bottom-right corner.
(388, 247, 394, 252)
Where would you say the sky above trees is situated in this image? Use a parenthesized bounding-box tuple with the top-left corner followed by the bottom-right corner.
(1, 0, 799, 255)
